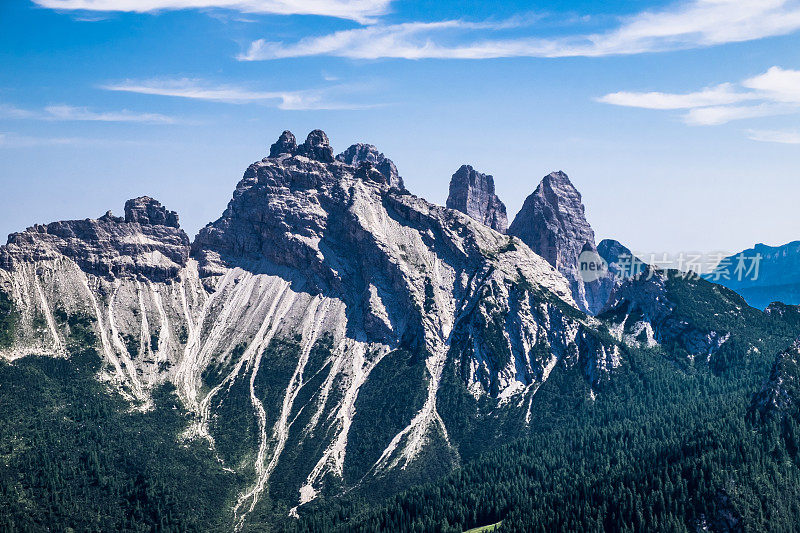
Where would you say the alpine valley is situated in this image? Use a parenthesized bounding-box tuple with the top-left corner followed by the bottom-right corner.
(3, 130, 800, 533)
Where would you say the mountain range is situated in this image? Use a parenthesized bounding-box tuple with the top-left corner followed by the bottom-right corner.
(2, 130, 800, 532)
(708, 241, 800, 310)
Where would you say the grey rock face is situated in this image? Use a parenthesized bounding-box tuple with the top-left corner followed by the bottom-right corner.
(124, 196, 180, 228)
(598, 239, 638, 278)
(269, 130, 297, 158)
(446, 165, 508, 233)
(600, 269, 734, 358)
(296, 129, 334, 162)
(508, 171, 608, 314)
(336, 143, 404, 189)
(595, 238, 647, 307)
(0, 199, 189, 282)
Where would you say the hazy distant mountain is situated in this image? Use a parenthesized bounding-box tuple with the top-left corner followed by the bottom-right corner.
(708, 241, 800, 309)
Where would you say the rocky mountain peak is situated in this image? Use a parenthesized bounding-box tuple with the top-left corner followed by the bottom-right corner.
(446, 165, 508, 233)
(0, 129, 628, 523)
(0, 199, 189, 282)
(336, 142, 404, 189)
(269, 130, 297, 158)
(124, 196, 180, 228)
(296, 129, 334, 162)
(508, 171, 607, 314)
(542, 170, 571, 186)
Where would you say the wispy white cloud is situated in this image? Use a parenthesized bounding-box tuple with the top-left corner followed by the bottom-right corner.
(240, 0, 800, 60)
(598, 66, 800, 132)
(44, 105, 177, 123)
(747, 129, 800, 144)
(596, 84, 756, 110)
(0, 104, 38, 119)
(32, 0, 392, 24)
(0, 103, 177, 123)
(683, 104, 794, 126)
(101, 78, 378, 110)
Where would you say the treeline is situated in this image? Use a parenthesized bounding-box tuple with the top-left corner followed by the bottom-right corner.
(292, 334, 800, 533)
(0, 347, 238, 532)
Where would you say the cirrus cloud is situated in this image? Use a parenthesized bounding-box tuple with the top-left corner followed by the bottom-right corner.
(597, 66, 800, 142)
(32, 0, 392, 24)
(0, 103, 177, 124)
(747, 129, 800, 144)
(101, 78, 381, 110)
(240, 0, 800, 60)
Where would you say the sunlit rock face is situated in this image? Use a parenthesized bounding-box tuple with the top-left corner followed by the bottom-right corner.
(509, 171, 614, 315)
(336, 142, 405, 190)
(446, 165, 508, 234)
(0, 197, 189, 282)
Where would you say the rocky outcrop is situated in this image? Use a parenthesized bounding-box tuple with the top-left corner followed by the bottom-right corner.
(599, 269, 747, 360)
(124, 196, 180, 228)
(749, 338, 800, 421)
(0, 199, 189, 282)
(336, 142, 404, 189)
(295, 129, 334, 162)
(269, 130, 297, 157)
(598, 239, 644, 282)
(508, 171, 609, 315)
(446, 165, 508, 233)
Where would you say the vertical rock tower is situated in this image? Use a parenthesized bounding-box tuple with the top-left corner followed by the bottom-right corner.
(446, 165, 508, 233)
(509, 171, 611, 314)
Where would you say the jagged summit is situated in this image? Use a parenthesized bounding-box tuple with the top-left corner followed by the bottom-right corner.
(336, 142, 404, 189)
(269, 130, 297, 157)
(124, 196, 180, 228)
(266, 130, 405, 190)
(0, 197, 188, 281)
(508, 170, 609, 314)
(268, 129, 335, 162)
(446, 165, 508, 233)
(296, 129, 334, 162)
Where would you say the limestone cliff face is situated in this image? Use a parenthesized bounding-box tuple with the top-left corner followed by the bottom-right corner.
(0, 130, 622, 526)
(446, 165, 508, 233)
(0, 196, 189, 282)
(335, 141, 404, 190)
(508, 171, 610, 315)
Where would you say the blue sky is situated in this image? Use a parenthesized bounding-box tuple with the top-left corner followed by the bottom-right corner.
(1, 0, 799, 256)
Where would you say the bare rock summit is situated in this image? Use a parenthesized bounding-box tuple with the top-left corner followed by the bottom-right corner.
(508, 171, 610, 314)
(446, 165, 508, 233)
